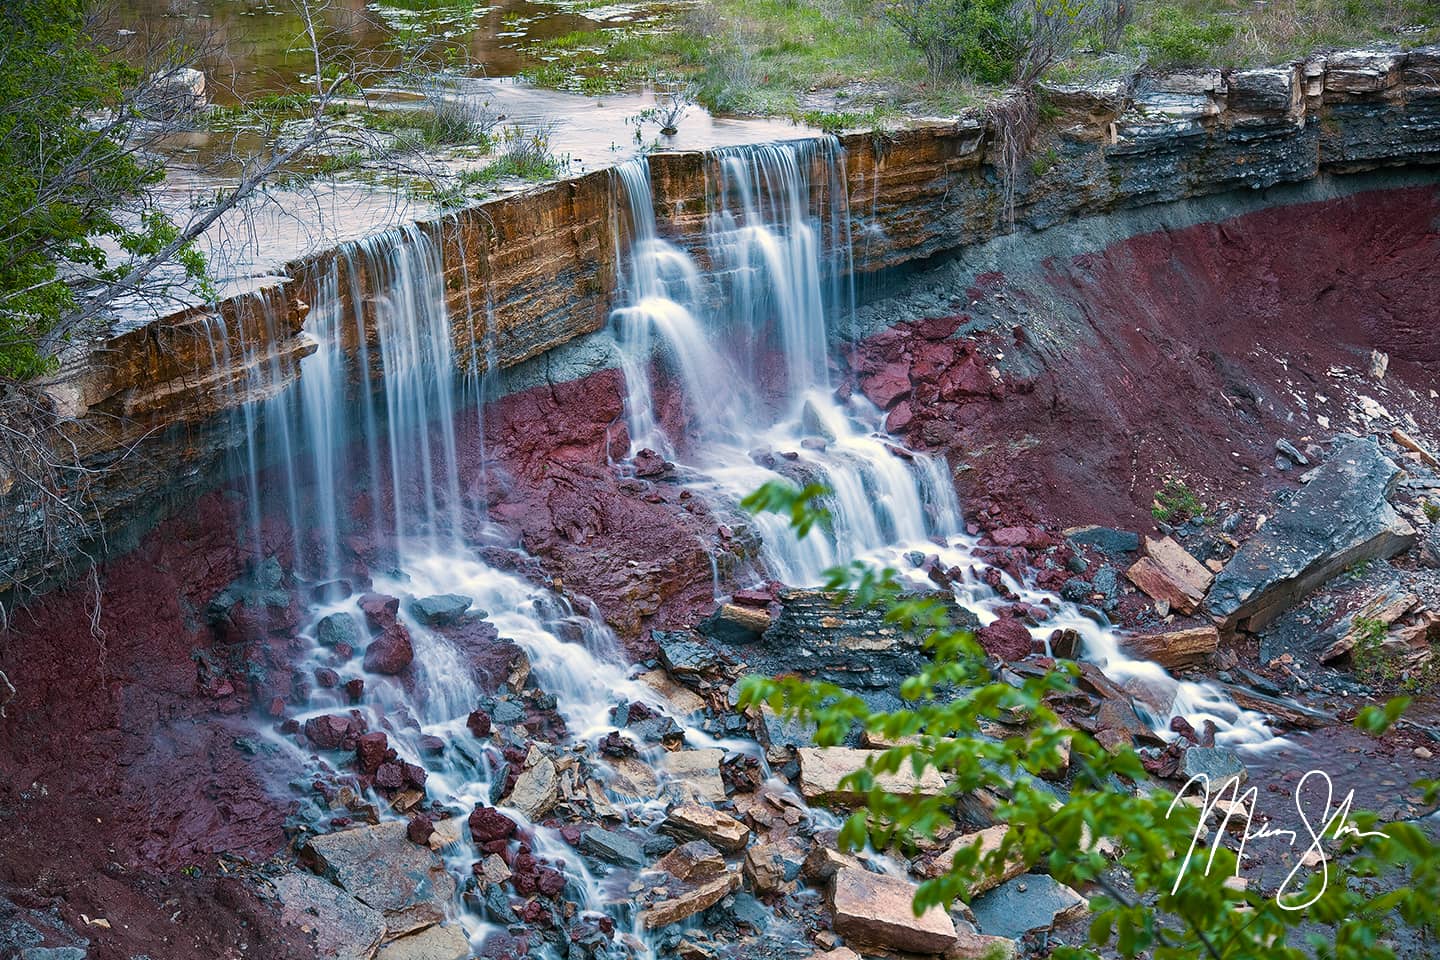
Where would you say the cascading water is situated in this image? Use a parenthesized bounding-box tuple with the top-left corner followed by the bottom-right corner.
(606, 139, 1276, 747)
(206, 221, 746, 956)
(202, 133, 1278, 960)
(612, 143, 963, 586)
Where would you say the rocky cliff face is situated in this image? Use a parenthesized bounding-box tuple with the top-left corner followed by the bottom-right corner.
(4, 47, 1439, 593)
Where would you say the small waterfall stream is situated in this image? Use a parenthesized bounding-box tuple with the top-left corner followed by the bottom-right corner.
(204, 136, 1277, 956)
(607, 142, 1275, 746)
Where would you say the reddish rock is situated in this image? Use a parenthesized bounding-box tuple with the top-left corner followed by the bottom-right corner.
(976, 617, 1034, 661)
(356, 731, 389, 774)
(938, 355, 995, 401)
(363, 623, 414, 674)
(305, 714, 361, 751)
(375, 762, 404, 790)
(991, 525, 1052, 549)
(407, 814, 435, 845)
(885, 401, 915, 433)
(469, 805, 518, 845)
(633, 448, 670, 477)
(859, 363, 913, 408)
(467, 709, 493, 738)
(358, 593, 400, 630)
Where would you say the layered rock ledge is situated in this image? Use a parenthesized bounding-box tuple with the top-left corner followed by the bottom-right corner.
(5, 48, 1440, 592)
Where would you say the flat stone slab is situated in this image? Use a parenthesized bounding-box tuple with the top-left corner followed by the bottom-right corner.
(1207, 437, 1416, 631)
(1121, 625, 1218, 669)
(660, 748, 727, 802)
(273, 870, 387, 960)
(641, 871, 740, 929)
(302, 820, 458, 939)
(971, 873, 1087, 940)
(376, 923, 471, 960)
(830, 867, 957, 955)
(661, 803, 750, 852)
(797, 746, 947, 804)
(1180, 746, 1247, 789)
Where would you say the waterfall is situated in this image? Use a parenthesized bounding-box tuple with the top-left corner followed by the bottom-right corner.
(611, 142, 963, 585)
(203, 219, 708, 954)
(195, 135, 1276, 957)
(607, 139, 1275, 747)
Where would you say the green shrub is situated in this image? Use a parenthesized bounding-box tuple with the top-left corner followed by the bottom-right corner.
(742, 479, 1440, 960)
(1150, 478, 1204, 524)
(885, 0, 1023, 84)
(0, 1, 191, 378)
(1129, 6, 1237, 67)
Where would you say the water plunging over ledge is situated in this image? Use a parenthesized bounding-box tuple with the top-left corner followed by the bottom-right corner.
(194, 135, 1282, 955)
(606, 139, 1276, 745)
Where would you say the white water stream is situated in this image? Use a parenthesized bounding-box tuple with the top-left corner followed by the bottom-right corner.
(207, 136, 1276, 955)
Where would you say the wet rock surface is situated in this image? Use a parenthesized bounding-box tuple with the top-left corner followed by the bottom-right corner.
(1207, 437, 1417, 631)
(4, 56, 1440, 960)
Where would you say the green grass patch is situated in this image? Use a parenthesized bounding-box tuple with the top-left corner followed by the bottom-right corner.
(1060, 0, 1440, 75)
(1150, 478, 1205, 525)
(519, 0, 991, 120)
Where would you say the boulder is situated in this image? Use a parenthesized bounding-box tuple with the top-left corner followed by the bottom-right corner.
(743, 845, 786, 894)
(1065, 526, 1140, 557)
(859, 362, 913, 408)
(656, 631, 734, 684)
(143, 66, 207, 118)
(919, 825, 1025, 897)
(605, 755, 660, 799)
(1325, 49, 1403, 93)
(1179, 746, 1247, 790)
(301, 820, 458, 939)
(970, 873, 1087, 940)
(1125, 537, 1213, 615)
(273, 870, 386, 960)
(976, 617, 1034, 661)
(1207, 438, 1417, 631)
(359, 594, 401, 629)
(505, 752, 559, 821)
(655, 839, 727, 882)
(356, 731, 390, 774)
(1228, 66, 1299, 114)
(661, 803, 751, 852)
(753, 589, 981, 691)
(317, 612, 365, 648)
(409, 594, 472, 626)
(830, 868, 957, 955)
(698, 603, 773, 644)
(375, 923, 471, 960)
(468, 805, 517, 845)
(1120, 625, 1218, 669)
(635, 670, 708, 714)
(797, 746, 947, 804)
(578, 827, 647, 868)
(641, 871, 741, 929)
(364, 624, 415, 675)
(305, 713, 363, 751)
(660, 749, 727, 802)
